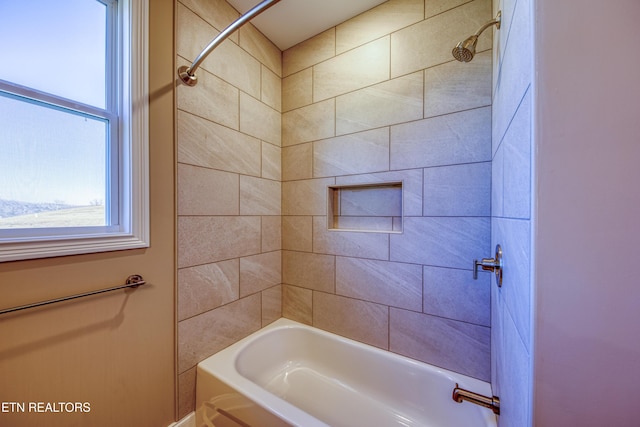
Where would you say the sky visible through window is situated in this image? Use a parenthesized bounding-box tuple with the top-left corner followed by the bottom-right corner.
(0, 0, 107, 209)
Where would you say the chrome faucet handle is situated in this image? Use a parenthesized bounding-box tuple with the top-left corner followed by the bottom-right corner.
(473, 244, 503, 287)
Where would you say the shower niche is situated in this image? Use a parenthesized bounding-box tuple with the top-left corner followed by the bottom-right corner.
(327, 182, 403, 233)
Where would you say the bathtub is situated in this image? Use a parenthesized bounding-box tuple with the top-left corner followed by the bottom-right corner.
(195, 318, 497, 427)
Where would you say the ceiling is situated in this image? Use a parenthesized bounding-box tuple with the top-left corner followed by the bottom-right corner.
(226, 0, 388, 50)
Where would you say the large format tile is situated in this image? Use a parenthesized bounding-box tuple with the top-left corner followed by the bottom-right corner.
(239, 23, 281, 77)
(282, 251, 335, 293)
(177, 258, 239, 321)
(177, 164, 239, 216)
(314, 128, 390, 177)
(282, 68, 312, 112)
(336, 169, 424, 217)
(391, 0, 491, 77)
(240, 176, 281, 215)
(282, 285, 313, 325)
(261, 285, 282, 326)
(282, 99, 335, 146)
(282, 216, 313, 252)
(177, 63, 239, 130)
(178, 294, 261, 373)
(390, 107, 492, 170)
(240, 251, 282, 297)
(282, 178, 334, 216)
(336, 72, 423, 135)
(313, 292, 389, 350)
(423, 162, 491, 217)
(178, 216, 261, 268)
(178, 110, 261, 176)
(313, 217, 390, 260)
(261, 215, 282, 252)
(336, 0, 424, 54)
(390, 217, 490, 268)
(390, 308, 490, 381)
(424, 50, 492, 118)
(282, 143, 313, 181)
(336, 257, 422, 311)
(423, 266, 490, 326)
(240, 93, 281, 147)
(313, 37, 390, 102)
(283, 28, 335, 77)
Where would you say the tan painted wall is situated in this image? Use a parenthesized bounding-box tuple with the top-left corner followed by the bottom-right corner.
(0, 1, 176, 426)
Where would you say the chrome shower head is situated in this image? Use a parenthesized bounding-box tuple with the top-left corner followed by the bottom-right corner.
(452, 11, 501, 63)
(452, 35, 479, 62)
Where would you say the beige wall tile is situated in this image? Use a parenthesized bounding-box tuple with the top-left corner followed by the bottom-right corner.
(178, 367, 196, 419)
(282, 251, 335, 293)
(178, 110, 261, 176)
(313, 37, 390, 102)
(177, 4, 228, 70)
(282, 216, 313, 252)
(424, 50, 492, 118)
(178, 164, 239, 215)
(390, 308, 490, 380)
(240, 251, 282, 297)
(178, 216, 261, 268)
(240, 93, 281, 146)
(282, 285, 313, 325)
(177, 259, 240, 321)
(202, 39, 261, 99)
(282, 99, 335, 146)
(261, 285, 282, 326)
(336, 257, 422, 311)
(335, 169, 424, 216)
(261, 142, 281, 181)
(283, 28, 335, 77)
(390, 106, 492, 170)
(314, 128, 390, 177)
(261, 215, 282, 252)
(391, 0, 492, 77)
(282, 178, 334, 216)
(425, 0, 472, 18)
(331, 216, 395, 232)
(239, 24, 282, 77)
(178, 0, 239, 43)
(178, 294, 261, 373)
(313, 217, 390, 260)
(261, 65, 282, 112)
(336, 0, 424, 54)
(282, 143, 313, 181)
(177, 61, 239, 129)
(338, 186, 402, 217)
(313, 292, 389, 349)
(336, 71, 423, 135)
(282, 68, 313, 112)
(240, 175, 281, 215)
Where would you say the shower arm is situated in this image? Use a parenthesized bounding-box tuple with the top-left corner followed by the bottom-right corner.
(178, 0, 281, 87)
(473, 11, 501, 37)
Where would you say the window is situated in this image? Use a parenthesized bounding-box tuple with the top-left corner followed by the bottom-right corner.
(0, 0, 149, 262)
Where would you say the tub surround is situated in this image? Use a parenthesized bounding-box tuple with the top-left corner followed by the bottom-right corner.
(177, 0, 494, 417)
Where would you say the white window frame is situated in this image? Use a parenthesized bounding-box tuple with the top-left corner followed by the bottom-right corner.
(0, 0, 149, 262)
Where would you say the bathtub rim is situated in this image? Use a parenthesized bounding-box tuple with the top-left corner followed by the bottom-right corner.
(196, 317, 496, 427)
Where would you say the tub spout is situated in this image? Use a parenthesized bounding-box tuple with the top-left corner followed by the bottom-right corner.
(452, 383, 500, 415)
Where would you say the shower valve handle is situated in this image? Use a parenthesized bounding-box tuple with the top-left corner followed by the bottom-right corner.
(473, 245, 503, 287)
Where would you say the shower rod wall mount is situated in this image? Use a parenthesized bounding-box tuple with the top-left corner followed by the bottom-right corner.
(178, 0, 282, 87)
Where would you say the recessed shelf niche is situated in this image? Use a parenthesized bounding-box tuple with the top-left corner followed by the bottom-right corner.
(327, 182, 403, 233)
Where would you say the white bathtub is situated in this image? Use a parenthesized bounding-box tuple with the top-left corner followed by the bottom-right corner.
(196, 318, 497, 427)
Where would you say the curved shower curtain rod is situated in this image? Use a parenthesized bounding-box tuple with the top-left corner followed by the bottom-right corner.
(178, 0, 281, 87)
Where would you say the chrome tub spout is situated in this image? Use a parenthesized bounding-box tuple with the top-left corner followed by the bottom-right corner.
(452, 383, 500, 415)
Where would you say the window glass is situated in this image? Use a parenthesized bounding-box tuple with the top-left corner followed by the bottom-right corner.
(0, 92, 108, 229)
(0, 0, 107, 108)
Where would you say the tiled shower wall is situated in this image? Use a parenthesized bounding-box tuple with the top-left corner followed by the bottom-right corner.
(281, 0, 493, 382)
(176, 0, 498, 418)
(176, 0, 283, 418)
(491, 0, 533, 425)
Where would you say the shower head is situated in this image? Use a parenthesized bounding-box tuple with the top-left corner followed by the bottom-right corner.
(452, 11, 501, 63)
(452, 35, 479, 62)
